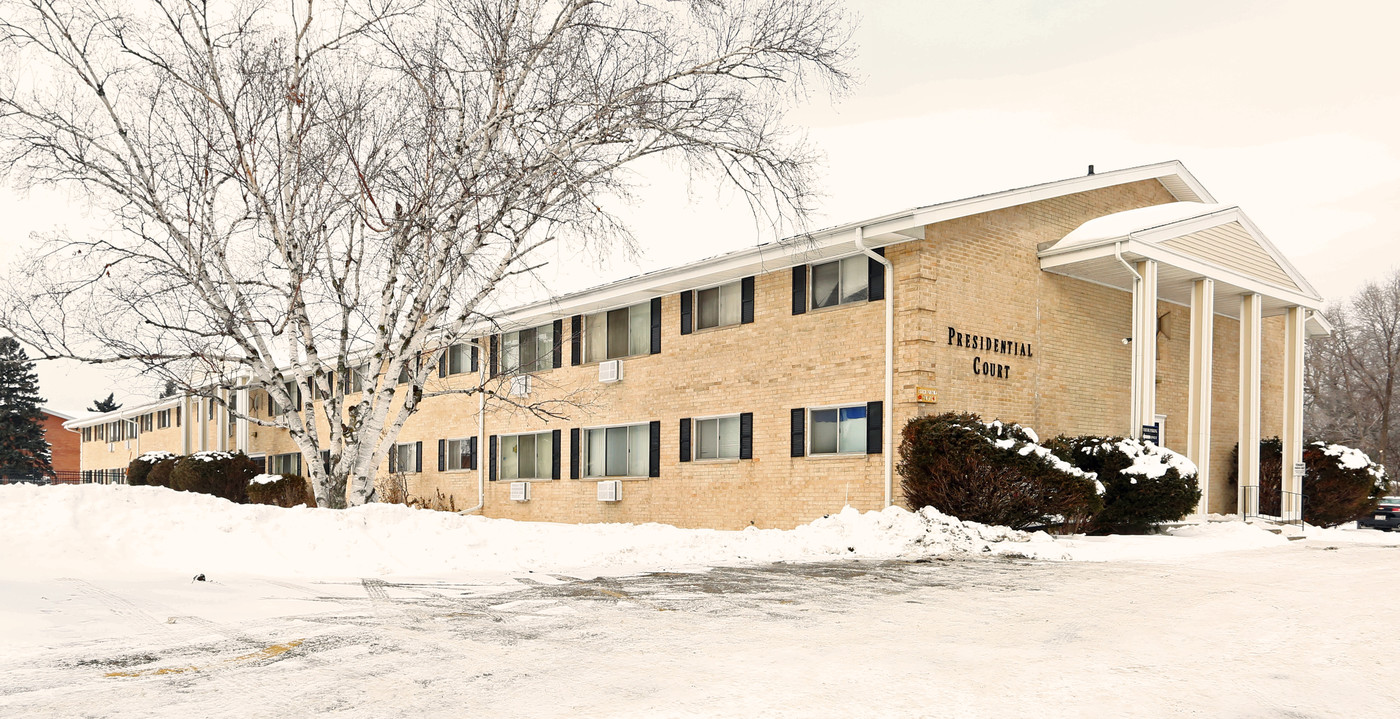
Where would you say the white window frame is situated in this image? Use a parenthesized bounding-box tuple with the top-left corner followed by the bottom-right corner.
(500, 431, 554, 480)
(807, 403, 868, 456)
(446, 344, 475, 376)
(693, 413, 742, 461)
(809, 255, 869, 310)
(582, 422, 650, 478)
(443, 437, 474, 472)
(694, 281, 743, 331)
(584, 302, 651, 363)
(501, 324, 554, 375)
(392, 442, 419, 474)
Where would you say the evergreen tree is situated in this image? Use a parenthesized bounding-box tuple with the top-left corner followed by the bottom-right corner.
(0, 337, 53, 478)
(89, 392, 121, 412)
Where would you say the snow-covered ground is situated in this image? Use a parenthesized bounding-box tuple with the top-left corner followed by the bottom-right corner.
(2, 485, 1397, 717)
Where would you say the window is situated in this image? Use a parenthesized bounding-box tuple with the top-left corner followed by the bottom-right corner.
(696, 282, 742, 330)
(445, 344, 475, 375)
(584, 423, 648, 477)
(139, 413, 153, 433)
(390, 443, 419, 473)
(269, 452, 302, 476)
(501, 432, 553, 480)
(585, 302, 651, 362)
(443, 438, 475, 471)
(342, 364, 368, 394)
(208, 397, 216, 420)
(810, 405, 867, 455)
(810, 256, 868, 309)
(694, 415, 741, 460)
(82, 427, 91, 442)
(502, 324, 554, 374)
(270, 381, 302, 414)
(228, 395, 237, 436)
(157, 409, 171, 429)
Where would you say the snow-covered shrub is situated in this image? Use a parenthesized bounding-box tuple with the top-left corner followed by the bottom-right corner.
(128, 451, 179, 487)
(897, 412, 1102, 531)
(246, 473, 316, 508)
(168, 451, 258, 504)
(1046, 436, 1200, 534)
(1230, 438, 1385, 527)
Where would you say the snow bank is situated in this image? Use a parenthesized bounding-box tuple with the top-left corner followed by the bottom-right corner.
(0, 485, 1047, 580)
(0, 485, 1307, 581)
(1315, 442, 1387, 482)
(249, 473, 284, 485)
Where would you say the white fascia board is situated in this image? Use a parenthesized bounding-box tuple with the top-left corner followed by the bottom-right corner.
(495, 162, 1211, 329)
(62, 395, 187, 430)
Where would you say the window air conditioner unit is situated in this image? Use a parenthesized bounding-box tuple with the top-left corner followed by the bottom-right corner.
(596, 479, 622, 502)
(598, 359, 623, 383)
(510, 481, 531, 502)
(510, 374, 531, 397)
(107, 443, 114, 453)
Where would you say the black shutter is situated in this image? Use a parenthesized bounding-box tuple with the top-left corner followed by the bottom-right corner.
(389, 446, 397, 473)
(650, 297, 662, 354)
(680, 291, 693, 335)
(741, 276, 755, 324)
(739, 412, 754, 460)
(866, 401, 883, 454)
(648, 420, 661, 477)
(468, 436, 478, 470)
(488, 435, 497, 481)
(790, 408, 805, 457)
(415, 441, 423, 473)
(553, 319, 564, 369)
(552, 429, 562, 479)
(438, 351, 448, 377)
(489, 335, 499, 377)
(570, 427, 581, 479)
(438, 439, 446, 471)
(869, 247, 886, 302)
(792, 266, 807, 315)
(470, 343, 479, 373)
(679, 418, 692, 462)
(295, 385, 303, 411)
(571, 315, 583, 366)
(295, 454, 302, 476)
(321, 450, 331, 474)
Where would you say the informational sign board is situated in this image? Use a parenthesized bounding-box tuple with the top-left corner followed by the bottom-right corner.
(916, 387, 938, 404)
(1293, 462, 1307, 477)
(1141, 424, 1160, 446)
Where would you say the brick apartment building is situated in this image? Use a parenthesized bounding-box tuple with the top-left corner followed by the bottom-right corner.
(63, 161, 1328, 529)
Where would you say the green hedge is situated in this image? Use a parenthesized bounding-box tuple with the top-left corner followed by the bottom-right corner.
(247, 473, 317, 508)
(166, 451, 258, 504)
(1047, 436, 1201, 534)
(898, 412, 1102, 530)
(1229, 439, 1385, 527)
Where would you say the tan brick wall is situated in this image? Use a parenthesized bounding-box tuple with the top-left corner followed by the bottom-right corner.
(75, 177, 1307, 522)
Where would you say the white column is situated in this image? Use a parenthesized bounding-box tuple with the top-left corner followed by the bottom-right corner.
(236, 386, 251, 454)
(180, 395, 190, 454)
(1238, 293, 1263, 517)
(1281, 306, 1306, 520)
(217, 388, 228, 451)
(199, 395, 208, 452)
(1132, 260, 1159, 437)
(1187, 279, 1215, 516)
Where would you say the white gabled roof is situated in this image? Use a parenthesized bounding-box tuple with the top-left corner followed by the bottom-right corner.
(62, 395, 186, 430)
(494, 161, 1214, 328)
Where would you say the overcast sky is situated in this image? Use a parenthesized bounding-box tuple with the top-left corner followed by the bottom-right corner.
(4, 0, 1396, 415)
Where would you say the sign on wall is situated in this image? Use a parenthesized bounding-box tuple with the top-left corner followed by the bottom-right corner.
(1142, 424, 1160, 445)
(916, 387, 937, 404)
(947, 326, 1032, 381)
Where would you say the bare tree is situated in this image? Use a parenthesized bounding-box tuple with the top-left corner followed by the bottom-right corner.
(1306, 269, 1400, 478)
(0, 0, 853, 507)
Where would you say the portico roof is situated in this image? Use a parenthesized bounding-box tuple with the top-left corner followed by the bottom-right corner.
(1038, 202, 1330, 335)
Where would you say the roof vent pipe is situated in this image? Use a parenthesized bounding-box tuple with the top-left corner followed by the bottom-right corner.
(1087, 164, 1095, 176)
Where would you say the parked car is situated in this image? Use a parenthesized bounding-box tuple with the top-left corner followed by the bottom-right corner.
(1357, 497, 1400, 531)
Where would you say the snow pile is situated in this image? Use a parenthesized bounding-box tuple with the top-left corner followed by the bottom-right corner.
(0, 485, 1049, 580)
(136, 451, 177, 463)
(249, 473, 284, 485)
(188, 450, 235, 462)
(965, 419, 1102, 491)
(1083, 437, 1198, 480)
(1315, 442, 1387, 483)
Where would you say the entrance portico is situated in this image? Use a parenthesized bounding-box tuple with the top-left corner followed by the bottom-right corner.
(1039, 202, 1329, 517)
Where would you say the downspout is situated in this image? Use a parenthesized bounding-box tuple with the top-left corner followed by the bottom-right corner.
(1114, 241, 1143, 438)
(464, 343, 487, 515)
(855, 227, 895, 508)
